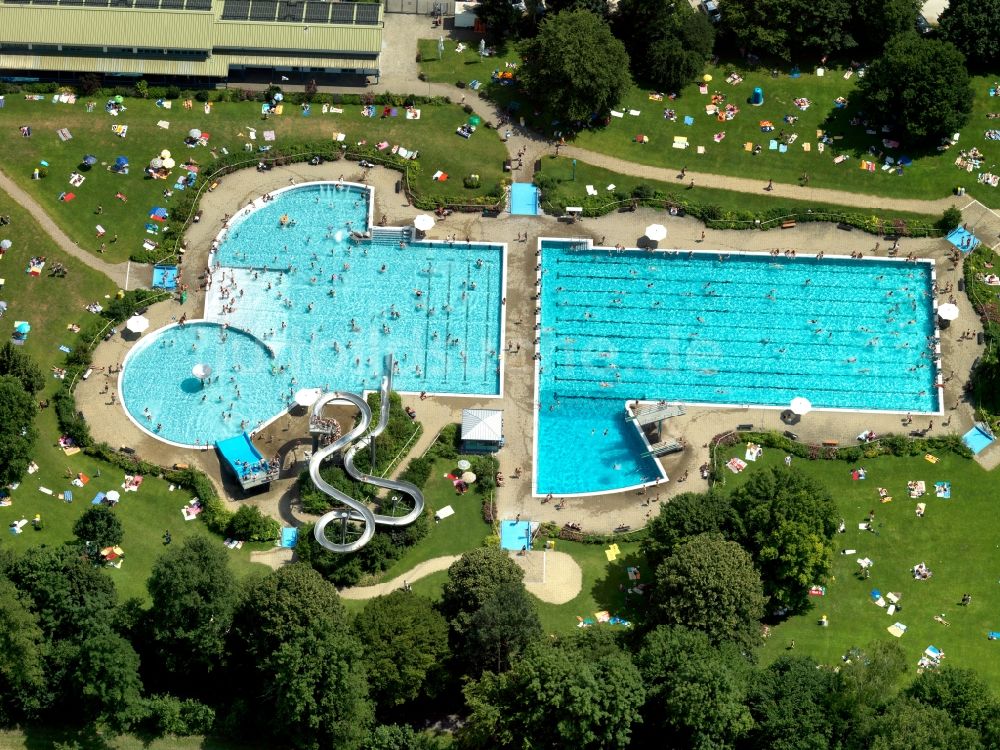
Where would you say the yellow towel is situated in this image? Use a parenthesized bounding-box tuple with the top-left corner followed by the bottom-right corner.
(925, 454, 940, 464)
(802, 142, 811, 152)
(744, 141, 753, 152)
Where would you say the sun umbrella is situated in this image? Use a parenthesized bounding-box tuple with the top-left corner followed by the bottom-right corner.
(461, 471, 477, 483)
(188, 128, 202, 140)
(0, 301, 7, 312)
(125, 315, 149, 333)
(937, 303, 960, 321)
(790, 397, 812, 416)
(457, 459, 471, 471)
(294, 387, 322, 407)
(645, 224, 667, 241)
(14, 322, 30, 334)
(114, 95, 124, 103)
(162, 157, 176, 169)
(0, 239, 11, 250)
(160, 149, 171, 159)
(274, 92, 284, 102)
(192, 363, 212, 379)
(83, 154, 98, 166)
(703, 74, 713, 82)
(413, 214, 435, 231)
(149, 157, 163, 169)
(106, 490, 120, 503)
(468, 115, 482, 127)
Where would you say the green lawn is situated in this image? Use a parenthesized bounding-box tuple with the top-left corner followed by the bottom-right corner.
(0, 187, 267, 599)
(536, 155, 941, 227)
(719, 446, 1000, 688)
(0, 94, 507, 263)
(571, 65, 1000, 206)
(417, 38, 517, 85)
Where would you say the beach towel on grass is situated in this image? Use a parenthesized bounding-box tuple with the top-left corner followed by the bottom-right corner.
(57, 128, 72, 141)
(263, 130, 275, 141)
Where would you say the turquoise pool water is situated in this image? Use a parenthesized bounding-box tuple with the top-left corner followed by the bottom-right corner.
(509, 182, 539, 215)
(500, 520, 533, 550)
(122, 183, 504, 446)
(962, 424, 994, 454)
(536, 240, 939, 495)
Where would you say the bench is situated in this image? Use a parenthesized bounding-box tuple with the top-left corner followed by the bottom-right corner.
(784, 430, 799, 440)
(836, 222, 853, 231)
(736, 423, 754, 431)
(822, 440, 839, 447)
(481, 208, 500, 218)
(781, 220, 797, 229)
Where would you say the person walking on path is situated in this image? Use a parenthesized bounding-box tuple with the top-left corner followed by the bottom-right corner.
(765, 179, 774, 191)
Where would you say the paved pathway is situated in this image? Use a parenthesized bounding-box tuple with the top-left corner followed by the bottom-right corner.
(0, 167, 131, 287)
(338, 555, 460, 599)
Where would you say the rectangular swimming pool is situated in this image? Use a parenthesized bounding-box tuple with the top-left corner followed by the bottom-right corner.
(535, 240, 940, 495)
(509, 182, 539, 215)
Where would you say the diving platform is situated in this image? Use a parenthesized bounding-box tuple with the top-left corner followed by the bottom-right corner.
(641, 438, 685, 458)
(630, 402, 686, 425)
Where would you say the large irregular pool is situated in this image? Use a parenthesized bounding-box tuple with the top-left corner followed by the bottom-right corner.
(535, 239, 940, 495)
(121, 183, 505, 446)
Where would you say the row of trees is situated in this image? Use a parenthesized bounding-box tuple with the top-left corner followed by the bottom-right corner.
(2, 477, 1000, 748)
(0, 342, 44, 488)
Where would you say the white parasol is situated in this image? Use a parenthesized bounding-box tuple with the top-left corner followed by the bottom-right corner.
(790, 397, 812, 416)
(125, 315, 149, 333)
(937, 303, 960, 321)
(192, 363, 212, 379)
(461, 471, 477, 483)
(413, 214, 435, 231)
(294, 387, 322, 407)
(188, 128, 202, 140)
(162, 157, 176, 170)
(0, 239, 11, 250)
(645, 224, 667, 241)
(160, 149, 171, 159)
(106, 490, 120, 502)
(457, 459, 471, 471)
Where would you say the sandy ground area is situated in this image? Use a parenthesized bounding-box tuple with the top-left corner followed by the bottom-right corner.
(339, 555, 460, 599)
(512, 549, 583, 605)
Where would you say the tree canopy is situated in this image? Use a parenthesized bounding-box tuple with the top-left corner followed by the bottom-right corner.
(0, 375, 38, 487)
(643, 490, 739, 572)
(730, 467, 837, 612)
(465, 579, 542, 675)
(73, 506, 125, 551)
(461, 630, 643, 749)
(475, 0, 525, 45)
(146, 536, 238, 687)
(0, 576, 47, 725)
(939, 0, 1000, 72)
(857, 34, 973, 146)
(636, 626, 753, 748)
(353, 591, 450, 712)
(651, 533, 765, 650)
(518, 9, 632, 129)
(746, 655, 841, 750)
(868, 698, 983, 750)
(227, 564, 372, 750)
(614, 0, 714, 92)
(0, 342, 44, 395)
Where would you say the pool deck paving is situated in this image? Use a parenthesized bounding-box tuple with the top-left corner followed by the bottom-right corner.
(74, 157, 991, 535)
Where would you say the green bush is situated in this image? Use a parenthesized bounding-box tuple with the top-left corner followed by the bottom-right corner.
(938, 205, 963, 233)
(53, 386, 92, 447)
(469, 454, 499, 493)
(226, 504, 280, 542)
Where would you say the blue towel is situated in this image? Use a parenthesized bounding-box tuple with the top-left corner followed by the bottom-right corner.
(63, 491, 73, 502)
(683, 115, 694, 126)
(92, 491, 106, 505)
(59, 345, 71, 353)
(871, 589, 881, 599)
(769, 139, 778, 150)
(989, 631, 1000, 640)
(779, 144, 788, 153)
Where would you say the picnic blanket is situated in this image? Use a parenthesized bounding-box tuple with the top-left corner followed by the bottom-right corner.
(908, 480, 926, 498)
(935, 482, 951, 498)
(610, 110, 624, 118)
(405, 108, 421, 120)
(888, 623, 907, 638)
(56, 128, 72, 141)
(157, 120, 170, 129)
(726, 457, 747, 474)
(263, 130, 275, 141)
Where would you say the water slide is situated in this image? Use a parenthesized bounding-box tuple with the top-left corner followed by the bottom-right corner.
(310, 354, 425, 553)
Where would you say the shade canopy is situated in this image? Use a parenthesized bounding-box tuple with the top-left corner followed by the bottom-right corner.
(461, 471, 477, 483)
(413, 214, 435, 231)
(125, 315, 150, 333)
(461, 408, 503, 442)
(113, 95, 124, 103)
(83, 154, 98, 165)
(0, 301, 7, 311)
(703, 74, 713, 82)
(149, 157, 163, 169)
(160, 149, 171, 159)
(188, 128, 202, 139)
(0, 239, 11, 250)
(106, 490, 121, 502)
(273, 92, 284, 102)
(645, 223, 667, 241)
(937, 303, 960, 321)
(294, 387, 322, 407)
(192, 363, 212, 379)
(457, 459, 472, 471)
(162, 158, 176, 169)
(14, 322, 30, 334)
(790, 397, 812, 415)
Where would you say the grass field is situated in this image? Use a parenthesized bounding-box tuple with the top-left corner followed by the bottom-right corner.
(718, 445, 1000, 688)
(0, 94, 506, 263)
(536, 156, 942, 227)
(418, 43, 1000, 209)
(571, 65, 1000, 207)
(0, 185, 267, 600)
